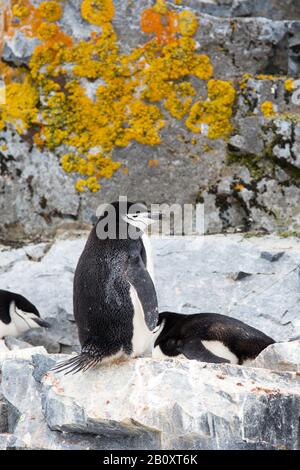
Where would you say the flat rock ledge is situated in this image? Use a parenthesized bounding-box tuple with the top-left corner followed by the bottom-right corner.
(0, 342, 299, 450)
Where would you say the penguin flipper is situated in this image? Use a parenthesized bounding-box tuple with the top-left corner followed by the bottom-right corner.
(179, 338, 230, 364)
(127, 244, 158, 331)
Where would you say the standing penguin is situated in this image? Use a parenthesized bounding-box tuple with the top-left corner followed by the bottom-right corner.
(0, 289, 49, 339)
(54, 201, 159, 374)
(153, 311, 275, 365)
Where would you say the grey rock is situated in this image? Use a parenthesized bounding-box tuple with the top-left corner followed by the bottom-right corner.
(274, 119, 292, 141)
(19, 329, 61, 354)
(43, 357, 300, 450)
(273, 143, 292, 160)
(2, 31, 40, 66)
(181, 0, 300, 21)
(0, 398, 9, 433)
(0, 130, 80, 242)
(0, 332, 300, 449)
(0, 340, 9, 353)
(0, 346, 47, 369)
(24, 243, 51, 262)
(253, 340, 300, 371)
(260, 251, 285, 262)
(228, 135, 250, 156)
(0, 433, 12, 450)
(4, 336, 33, 351)
(230, 271, 252, 281)
(2, 234, 300, 344)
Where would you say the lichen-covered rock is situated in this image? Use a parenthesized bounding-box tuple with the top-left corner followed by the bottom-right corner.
(1, 1, 300, 240)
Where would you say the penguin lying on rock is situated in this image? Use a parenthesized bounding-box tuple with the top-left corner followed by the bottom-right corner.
(53, 201, 160, 374)
(0, 289, 49, 339)
(153, 311, 275, 365)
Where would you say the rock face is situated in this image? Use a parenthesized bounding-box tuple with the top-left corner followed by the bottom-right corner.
(0, 345, 299, 450)
(0, 233, 299, 449)
(1, 1, 300, 241)
(184, 0, 300, 21)
(253, 340, 300, 372)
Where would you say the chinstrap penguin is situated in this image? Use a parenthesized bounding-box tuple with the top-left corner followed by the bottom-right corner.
(152, 311, 275, 364)
(53, 200, 160, 374)
(0, 289, 49, 339)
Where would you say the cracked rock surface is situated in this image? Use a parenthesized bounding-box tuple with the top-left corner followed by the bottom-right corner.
(0, 344, 299, 450)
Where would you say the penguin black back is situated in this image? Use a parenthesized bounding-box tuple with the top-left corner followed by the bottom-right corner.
(154, 312, 275, 364)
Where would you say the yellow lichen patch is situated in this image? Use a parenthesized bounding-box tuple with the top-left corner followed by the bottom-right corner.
(186, 80, 236, 139)
(37, 2, 62, 22)
(1, 0, 241, 192)
(12, 3, 30, 19)
(81, 0, 115, 26)
(178, 11, 198, 37)
(239, 73, 252, 90)
(153, 0, 168, 15)
(261, 101, 275, 117)
(164, 82, 195, 119)
(0, 76, 39, 132)
(75, 179, 87, 192)
(285, 79, 295, 93)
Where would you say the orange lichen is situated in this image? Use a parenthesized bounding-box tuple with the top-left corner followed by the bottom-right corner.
(234, 183, 244, 191)
(141, 2, 179, 45)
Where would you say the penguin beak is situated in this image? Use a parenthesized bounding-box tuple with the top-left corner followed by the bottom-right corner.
(140, 210, 162, 226)
(33, 317, 50, 328)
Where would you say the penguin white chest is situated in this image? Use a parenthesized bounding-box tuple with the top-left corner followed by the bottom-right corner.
(141, 233, 155, 284)
(129, 285, 153, 357)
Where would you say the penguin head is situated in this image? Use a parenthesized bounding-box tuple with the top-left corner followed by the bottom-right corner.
(95, 200, 161, 239)
(122, 201, 158, 232)
(0, 289, 49, 337)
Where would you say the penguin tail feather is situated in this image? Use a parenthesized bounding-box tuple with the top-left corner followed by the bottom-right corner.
(50, 353, 103, 375)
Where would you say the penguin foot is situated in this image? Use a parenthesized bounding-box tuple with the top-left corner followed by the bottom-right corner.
(50, 352, 103, 375)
